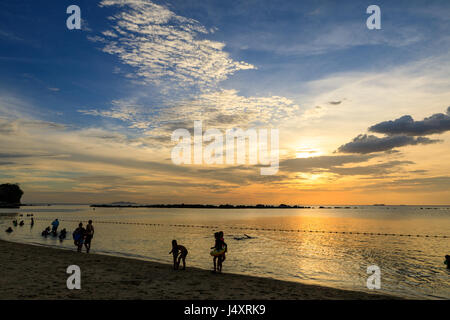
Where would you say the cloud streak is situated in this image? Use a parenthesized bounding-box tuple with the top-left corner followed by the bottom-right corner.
(280, 154, 413, 177)
(79, 89, 301, 134)
(337, 134, 440, 154)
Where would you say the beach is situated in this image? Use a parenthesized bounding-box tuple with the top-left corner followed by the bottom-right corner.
(0, 240, 398, 300)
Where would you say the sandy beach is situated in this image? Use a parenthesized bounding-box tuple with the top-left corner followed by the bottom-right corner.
(0, 239, 399, 300)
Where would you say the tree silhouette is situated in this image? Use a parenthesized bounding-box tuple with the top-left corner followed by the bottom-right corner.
(0, 183, 24, 204)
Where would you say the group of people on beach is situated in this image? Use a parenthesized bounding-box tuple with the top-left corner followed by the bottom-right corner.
(170, 230, 228, 273)
(41, 219, 67, 240)
(72, 220, 95, 253)
(4, 216, 95, 253)
(5, 215, 34, 233)
(38, 219, 94, 252)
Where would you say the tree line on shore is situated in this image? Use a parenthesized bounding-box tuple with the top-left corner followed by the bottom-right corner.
(0, 183, 23, 207)
(91, 203, 313, 209)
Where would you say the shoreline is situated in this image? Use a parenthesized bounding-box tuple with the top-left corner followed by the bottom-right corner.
(0, 239, 400, 300)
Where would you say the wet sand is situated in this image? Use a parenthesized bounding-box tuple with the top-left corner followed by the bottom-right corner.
(0, 239, 399, 300)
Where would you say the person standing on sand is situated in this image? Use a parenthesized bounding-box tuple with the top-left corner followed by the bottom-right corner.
(218, 231, 227, 273)
(211, 232, 227, 273)
(169, 240, 188, 270)
(73, 222, 86, 253)
(84, 220, 94, 253)
(217, 231, 228, 273)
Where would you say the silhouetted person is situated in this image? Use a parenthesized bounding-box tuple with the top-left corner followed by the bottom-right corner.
(211, 232, 220, 272)
(13, 220, 18, 227)
(73, 223, 85, 253)
(169, 240, 188, 270)
(59, 228, 67, 240)
(42, 226, 51, 237)
(5, 227, 13, 233)
(19, 220, 24, 226)
(51, 219, 59, 233)
(84, 220, 94, 253)
(218, 231, 227, 272)
(31, 217, 34, 227)
(211, 232, 227, 273)
(445, 255, 450, 269)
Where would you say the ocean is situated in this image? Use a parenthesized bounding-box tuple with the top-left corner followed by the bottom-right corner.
(1, 205, 449, 299)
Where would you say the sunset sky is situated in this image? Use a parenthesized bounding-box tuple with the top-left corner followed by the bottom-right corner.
(1, 0, 449, 204)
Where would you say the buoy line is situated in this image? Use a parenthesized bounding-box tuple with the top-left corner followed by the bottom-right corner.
(31, 218, 449, 239)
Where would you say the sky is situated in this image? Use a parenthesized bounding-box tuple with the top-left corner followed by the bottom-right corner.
(0, 0, 449, 205)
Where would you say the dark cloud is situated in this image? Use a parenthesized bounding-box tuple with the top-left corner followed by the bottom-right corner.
(161, 121, 193, 132)
(66, 153, 282, 188)
(21, 120, 66, 130)
(369, 107, 450, 136)
(0, 122, 16, 135)
(211, 114, 237, 125)
(329, 160, 413, 176)
(337, 134, 440, 154)
(280, 154, 376, 172)
(0, 152, 34, 159)
(362, 176, 450, 192)
(73, 175, 235, 191)
(0, 152, 65, 160)
(280, 154, 413, 176)
(194, 165, 288, 186)
(391, 176, 450, 188)
(408, 169, 428, 174)
(83, 132, 128, 142)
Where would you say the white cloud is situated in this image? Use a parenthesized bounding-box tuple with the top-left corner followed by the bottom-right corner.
(79, 98, 141, 122)
(94, 0, 255, 90)
(81, 0, 300, 139)
(79, 89, 301, 135)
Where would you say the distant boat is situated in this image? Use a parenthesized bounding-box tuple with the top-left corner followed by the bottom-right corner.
(373, 204, 385, 206)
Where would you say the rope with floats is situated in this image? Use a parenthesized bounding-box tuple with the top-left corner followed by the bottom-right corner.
(31, 217, 449, 239)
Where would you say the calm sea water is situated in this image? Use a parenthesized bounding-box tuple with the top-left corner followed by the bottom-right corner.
(1, 205, 449, 299)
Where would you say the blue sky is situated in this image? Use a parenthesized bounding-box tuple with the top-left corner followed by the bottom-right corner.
(1, 0, 449, 204)
(1, 0, 448, 125)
